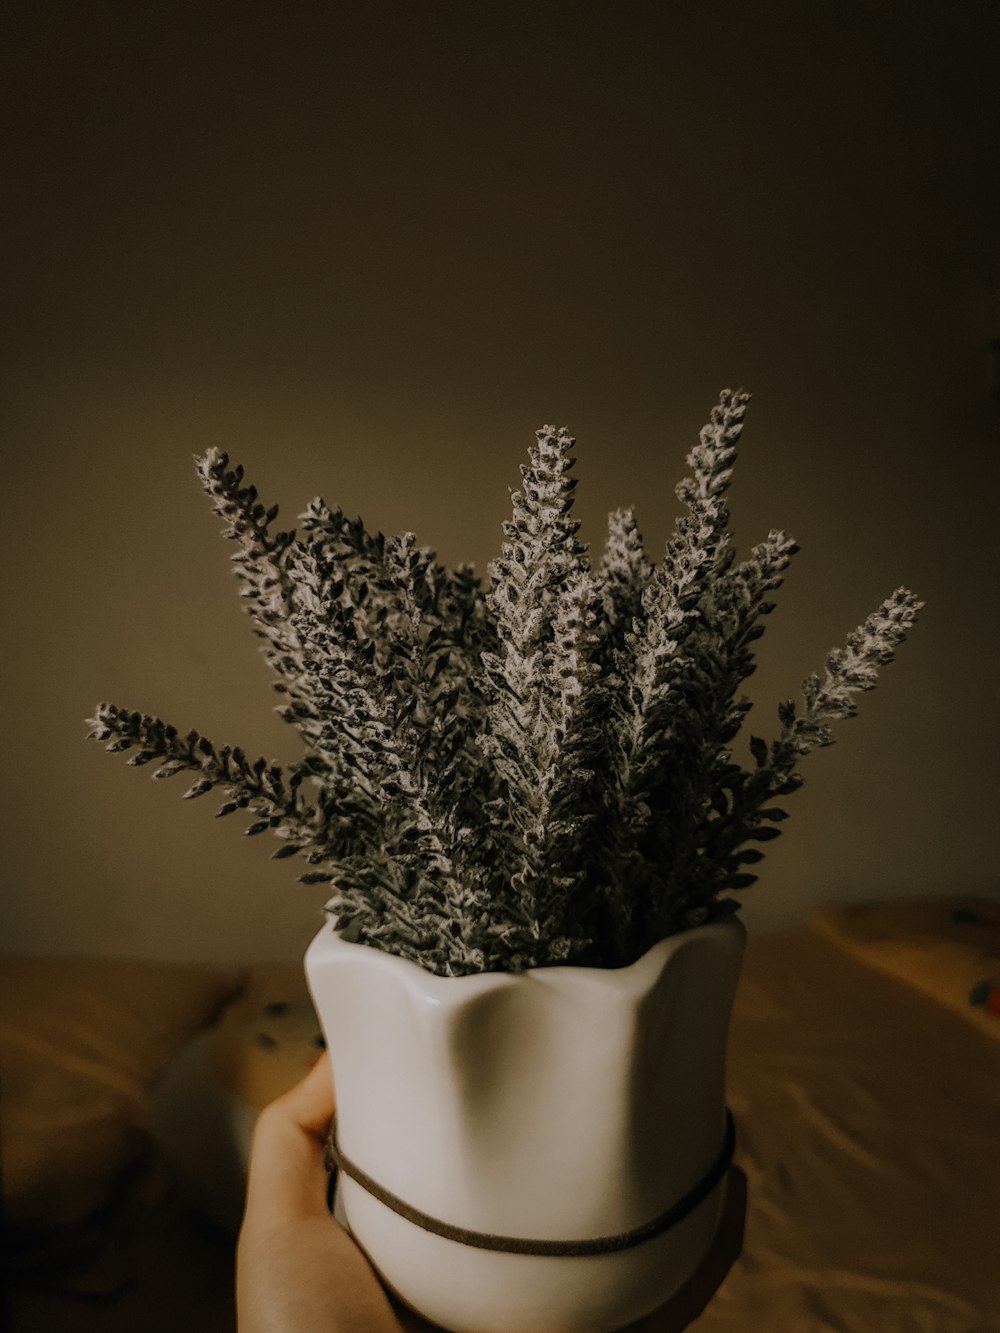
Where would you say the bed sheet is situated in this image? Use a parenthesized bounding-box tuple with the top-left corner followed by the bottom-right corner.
(695, 928, 1000, 1333)
(10, 927, 999, 1332)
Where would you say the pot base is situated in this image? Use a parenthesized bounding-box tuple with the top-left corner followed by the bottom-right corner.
(329, 1152, 729, 1333)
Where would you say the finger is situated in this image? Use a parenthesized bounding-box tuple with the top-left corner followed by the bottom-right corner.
(270, 1048, 336, 1140)
(242, 1052, 337, 1228)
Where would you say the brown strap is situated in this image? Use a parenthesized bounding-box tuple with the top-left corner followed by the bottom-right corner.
(324, 1109, 736, 1256)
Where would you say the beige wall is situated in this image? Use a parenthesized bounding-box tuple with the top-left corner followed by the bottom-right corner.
(3, 3, 998, 963)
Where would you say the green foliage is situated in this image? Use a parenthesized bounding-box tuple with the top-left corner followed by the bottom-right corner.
(86, 392, 925, 976)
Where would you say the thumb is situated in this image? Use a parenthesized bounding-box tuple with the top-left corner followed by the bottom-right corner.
(242, 1051, 336, 1228)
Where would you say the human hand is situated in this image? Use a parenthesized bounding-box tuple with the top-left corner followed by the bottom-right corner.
(237, 1051, 406, 1333)
(237, 1053, 745, 1333)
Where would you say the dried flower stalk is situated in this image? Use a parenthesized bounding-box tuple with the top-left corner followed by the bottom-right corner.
(87, 392, 924, 975)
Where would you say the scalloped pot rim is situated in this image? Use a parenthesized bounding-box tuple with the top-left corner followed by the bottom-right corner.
(305, 914, 747, 1009)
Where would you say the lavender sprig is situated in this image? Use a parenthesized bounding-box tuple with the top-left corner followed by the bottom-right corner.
(85, 702, 322, 861)
(612, 390, 750, 953)
(673, 586, 926, 923)
(88, 394, 925, 975)
(479, 425, 598, 967)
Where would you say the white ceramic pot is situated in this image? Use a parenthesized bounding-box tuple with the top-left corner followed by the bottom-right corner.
(305, 915, 745, 1333)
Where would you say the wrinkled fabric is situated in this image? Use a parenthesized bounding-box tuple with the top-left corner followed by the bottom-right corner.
(688, 928, 1000, 1333)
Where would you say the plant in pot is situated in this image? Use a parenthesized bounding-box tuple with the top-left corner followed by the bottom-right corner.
(87, 389, 923, 1333)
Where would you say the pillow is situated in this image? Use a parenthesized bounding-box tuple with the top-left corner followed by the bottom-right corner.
(152, 963, 324, 1234)
(809, 894, 1000, 1041)
(1, 955, 246, 1288)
